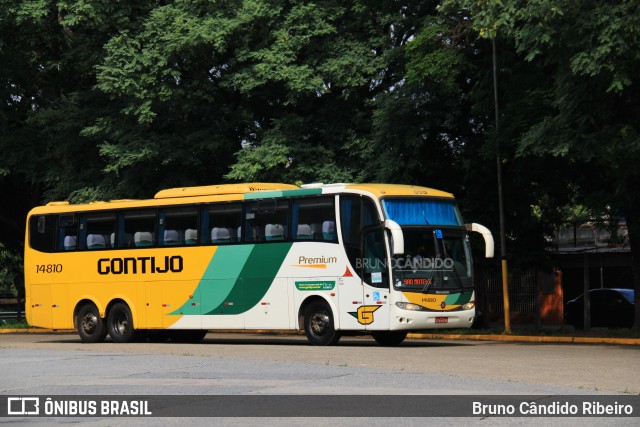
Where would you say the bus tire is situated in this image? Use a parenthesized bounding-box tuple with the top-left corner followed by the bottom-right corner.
(304, 300, 341, 346)
(76, 303, 107, 343)
(371, 331, 407, 346)
(107, 302, 138, 343)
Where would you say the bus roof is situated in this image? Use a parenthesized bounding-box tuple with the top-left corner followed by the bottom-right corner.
(342, 183, 453, 199)
(30, 182, 454, 215)
(154, 183, 299, 199)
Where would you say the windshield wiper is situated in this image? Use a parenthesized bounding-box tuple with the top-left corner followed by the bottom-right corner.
(421, 278, 432, 293)
(422, 210, 430, 225)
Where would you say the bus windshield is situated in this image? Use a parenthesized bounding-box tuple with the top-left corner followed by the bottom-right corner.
(382, 197, 471, 292)
(382, 198, 463, 226)
(391, 227, 472, 292)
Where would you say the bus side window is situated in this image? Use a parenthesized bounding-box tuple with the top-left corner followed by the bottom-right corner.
(56, 214, 77, 251)
(121, 210, 156, 248)
(80, 212, 116, 250)
(204, 203, 242, 245)
(245, 200, 288, 243)
(291, 197, 336, 242)
(29, 215, 56, 253)
(160, 206, 198, 246)
(340, 195, 382, 273)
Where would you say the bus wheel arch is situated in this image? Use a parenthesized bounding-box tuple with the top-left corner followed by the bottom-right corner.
(301, 297, 341, 346)
(74, 300, 107, 343)
(106, 300, 139, 343)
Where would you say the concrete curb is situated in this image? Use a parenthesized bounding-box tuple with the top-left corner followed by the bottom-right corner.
(0, 328, 75, 334)
(406, 332, 640, 346)
(1, 328, 639, 345)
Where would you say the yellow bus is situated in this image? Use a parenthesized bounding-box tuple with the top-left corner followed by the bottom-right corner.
(25, 182, 494, 345)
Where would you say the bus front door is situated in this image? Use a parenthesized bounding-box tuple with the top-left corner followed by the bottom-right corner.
(361, 229, 390, 331)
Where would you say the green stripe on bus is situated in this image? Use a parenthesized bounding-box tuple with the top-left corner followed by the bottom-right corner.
(444, 291, 473, 305)
(205, 243, 293, 315)
(170, 245, 255, 316)
(243, 188, 323, 200)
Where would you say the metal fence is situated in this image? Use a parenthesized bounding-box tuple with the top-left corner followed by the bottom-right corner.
(476, 266, 538, 317)
(0, 311, 25, 319)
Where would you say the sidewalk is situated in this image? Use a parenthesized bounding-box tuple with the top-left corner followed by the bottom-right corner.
(1, 327, 639, 345)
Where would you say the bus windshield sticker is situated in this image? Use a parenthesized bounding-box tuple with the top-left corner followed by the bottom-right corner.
(371, 272, 382, 283)
(435, 229, 443, 239)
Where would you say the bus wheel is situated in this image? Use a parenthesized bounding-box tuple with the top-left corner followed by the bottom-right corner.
(76, 304, 107, 343)
(107, 302, 138, 343)
(304, 300, 341, 346)
(371, 331, 407, 346)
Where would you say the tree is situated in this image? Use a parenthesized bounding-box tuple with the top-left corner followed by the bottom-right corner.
(0, 0, 157, 235)
(399, 4, 579, 268)
(94, 1, 439, 186)
(447, 0, 640, 328)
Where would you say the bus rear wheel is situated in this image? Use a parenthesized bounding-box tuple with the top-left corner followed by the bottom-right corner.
(76, 304, 107, 343)
(107, 302, 138, 343)
(304, 300, 341, 346)
(371, 331, 407, 346)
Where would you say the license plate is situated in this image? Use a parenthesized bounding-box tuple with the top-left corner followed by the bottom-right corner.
(435, 317, 448, 324)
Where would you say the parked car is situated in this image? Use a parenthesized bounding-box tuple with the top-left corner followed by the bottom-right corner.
(565, 288, 634, 329)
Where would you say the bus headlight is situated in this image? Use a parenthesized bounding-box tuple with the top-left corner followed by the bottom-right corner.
(395, 302, 425, 311)
(461, 302, 475, 310)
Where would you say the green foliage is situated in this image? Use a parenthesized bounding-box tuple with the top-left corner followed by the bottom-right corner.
(0, 0, 638, 285)
(442, 0, 640, 327)
(405, 15, 467, 93)
(0, 243, 22, 297)
(0, 319, 30, 329)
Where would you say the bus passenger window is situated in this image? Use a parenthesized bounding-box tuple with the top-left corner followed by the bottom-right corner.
(120, 210, 155, 248)
(291, 197, 335, 242)
(29, 215, 56, 253)
(244, 200, 288, 243)
(80, 212, 116, 250)
(160, 206, 197, 246)
(204, 203, 242, 244)
(57, 214, 78, 251)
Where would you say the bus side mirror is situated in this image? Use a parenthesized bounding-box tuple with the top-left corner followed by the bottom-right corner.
(384, 219, 404, 255)
(465, 223, 494, 258)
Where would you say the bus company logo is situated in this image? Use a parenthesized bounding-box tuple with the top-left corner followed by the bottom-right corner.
(292, 255, 337, 269)
(348, 305, 381, 325)
(98, 256, 184, 275)
(7, 397, 39, 415)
